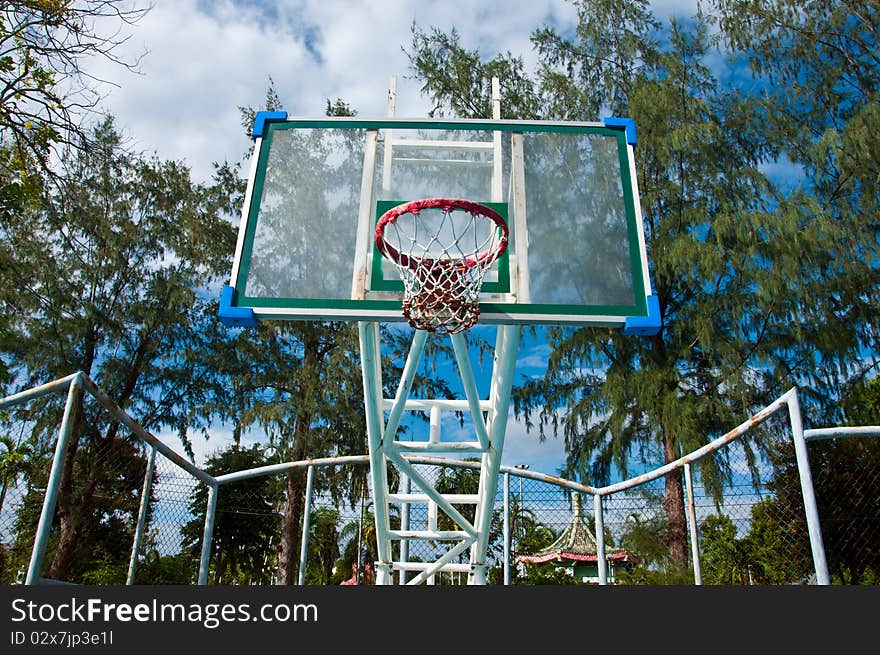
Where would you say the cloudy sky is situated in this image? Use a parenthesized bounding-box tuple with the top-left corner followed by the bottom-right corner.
(93, 0, 700, 180)
(86, 0, 700, 473)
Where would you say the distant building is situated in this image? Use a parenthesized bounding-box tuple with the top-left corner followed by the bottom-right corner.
(517, 491, 637, 583)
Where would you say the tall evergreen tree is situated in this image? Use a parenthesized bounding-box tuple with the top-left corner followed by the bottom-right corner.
(712, 0, 880, 411)
(0, 116, 239, 579)
(406, 0, 878, 570)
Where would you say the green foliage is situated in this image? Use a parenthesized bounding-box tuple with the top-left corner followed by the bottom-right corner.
(0, 2, 148, 167)
(434, 464, 480, 530)
(408, 26, 542, 119)
(843, 376, 880, 425)
(337, 504, 388, 585)
(753, 431, 880, 585)
(0, 433, 34, 516)
(0, 115, 240, 580)
(746, 498, 811, 584)
(619, 510, 670, 571)
(616, 565, 694, 586)
(305, 507, 341, 585)
(182, 444, 281, 585)
(532, 0, 660, 119)
(3, 115, 240, 434)
(1, 436, 151, 584)
(515, 565, 580, 586)
(134, 551, 197, 585)
(711, 0, 880, 418)
(699, 514, 752, 584)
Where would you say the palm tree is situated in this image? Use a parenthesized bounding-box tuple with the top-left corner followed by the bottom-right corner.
(0, 434, 34, 520)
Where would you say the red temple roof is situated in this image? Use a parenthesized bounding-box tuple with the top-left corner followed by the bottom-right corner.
(516, 491, 637, 565)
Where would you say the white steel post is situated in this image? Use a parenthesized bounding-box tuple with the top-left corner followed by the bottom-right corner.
(788, 390, 830, 585)
(503, 471, 510, 585)
(399, 474, 410, 585)
(26, 375, 83, 585)
(684, 462, 702, 585)
(297, 464, 315, 585)
(595, 493, 607, 585)
(127, 445, 157, 585)
(427, 497, 438, 586)
(468, 324, 521, 584)
(358, 321, 394, 584)
(197, 482, 219, 585)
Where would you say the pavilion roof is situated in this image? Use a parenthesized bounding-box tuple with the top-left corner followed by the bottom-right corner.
(516, 491, 636, 565)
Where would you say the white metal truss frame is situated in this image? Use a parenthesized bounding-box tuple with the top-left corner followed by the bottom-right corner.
(358, 321, 521, 585)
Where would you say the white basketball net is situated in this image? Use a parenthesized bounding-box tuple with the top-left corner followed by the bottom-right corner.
(375, 198, 508, 334)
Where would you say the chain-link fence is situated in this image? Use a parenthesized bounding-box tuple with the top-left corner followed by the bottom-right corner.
(801, 429, 880, 585)
(0, 373, 210, 585)
(1, 374, 877, 586)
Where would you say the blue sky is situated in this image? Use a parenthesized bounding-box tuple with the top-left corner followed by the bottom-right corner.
(85, 0, 702, 473)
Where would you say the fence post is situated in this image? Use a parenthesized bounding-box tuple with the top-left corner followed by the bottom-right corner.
(126, 445, 157, 585)
(594, 493, 607, 585)
(684, 462, 702, 585)
(788, 390, 830, 585)
(26, 376, 82, 585)
(503, 471, 510, 585)
(297, 465, 315, 586)
(399, 474, 410, 585)
(197, 482, 219, 585)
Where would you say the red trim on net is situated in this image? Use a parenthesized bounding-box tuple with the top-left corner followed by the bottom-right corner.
(375, 197, 509, 271)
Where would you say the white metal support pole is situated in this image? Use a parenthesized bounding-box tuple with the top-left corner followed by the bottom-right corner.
(127, 445, 157, 585)
(358, 321, 395, 584)
(788, 390, 830, 585)
(450, 333, 491, 449)
(197, 482, 219, 585)
(510, 134, 530, 303)
(26, 375, 83, 585)
(297, 464, 315, 585)
(382, 75, 396, 193)
(595, 493, 608, 585)
(468, 323, 521, 584)
(503, 471, 510, 585)
(684, 462, 702, 585)
(384, 330, 428, 442)
(399, 474, 410, 585)
(491, 77, 502, 202)
(427, 496, 438, 586)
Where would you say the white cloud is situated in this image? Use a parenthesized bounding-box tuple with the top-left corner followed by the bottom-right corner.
(87, 0, 705, 183)
(501, 412, 567, 475)
(516, 344, 552, 372)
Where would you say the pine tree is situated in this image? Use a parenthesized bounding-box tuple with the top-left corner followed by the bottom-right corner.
(1, 116, 239, 580)
(406, 0, 878, 571)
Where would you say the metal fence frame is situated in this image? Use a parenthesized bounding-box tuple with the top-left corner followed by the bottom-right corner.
(3, 373, 878, 586)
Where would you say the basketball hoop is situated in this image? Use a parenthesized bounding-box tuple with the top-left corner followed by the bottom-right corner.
(375, 198, 508, 334)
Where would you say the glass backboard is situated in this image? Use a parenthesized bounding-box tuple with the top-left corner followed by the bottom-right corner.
(220, 115, 660, 334)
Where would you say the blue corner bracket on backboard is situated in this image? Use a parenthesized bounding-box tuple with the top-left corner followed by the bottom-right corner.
(218, 286, 257, 328)
(252, 111, 288, 139)
(603, 117, 637, 146)
(623, 295, 661, 336)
